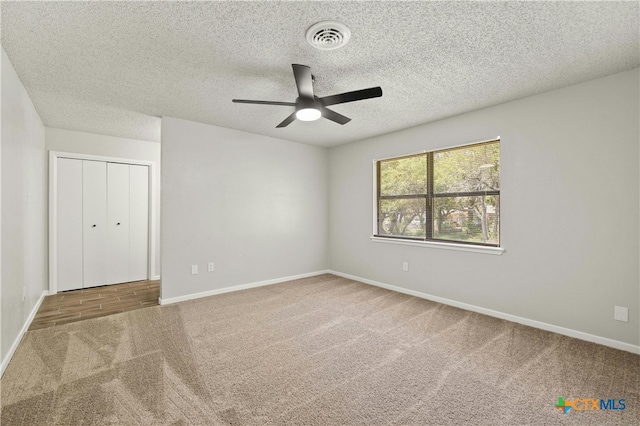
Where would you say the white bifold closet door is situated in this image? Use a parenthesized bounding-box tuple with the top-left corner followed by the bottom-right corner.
(129, 165, 149, 281)
(57, 158, 84, 292)
(106, 163, 131, 285)
(83, 160, 108, 288)
(56, 158, 149, 291)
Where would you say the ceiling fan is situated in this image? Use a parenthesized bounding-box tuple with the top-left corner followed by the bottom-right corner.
(232, 64, 382, 128)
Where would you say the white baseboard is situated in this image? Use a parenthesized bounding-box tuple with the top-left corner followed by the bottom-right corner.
(328, 270, 640, 355)
(158, 270, 331, 305)
(151, 275, 161, 281)
(1, 290, 48, 377)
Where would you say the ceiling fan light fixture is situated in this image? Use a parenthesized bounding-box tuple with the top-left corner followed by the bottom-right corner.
(296, 108, 321, 121)
(232, 64, 382, 128)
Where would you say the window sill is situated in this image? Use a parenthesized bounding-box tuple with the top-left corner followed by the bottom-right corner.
(370, 236, 505, 255)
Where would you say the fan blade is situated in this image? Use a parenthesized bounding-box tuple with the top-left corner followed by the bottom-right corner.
(320, 87, 383, 106)
(276, 112, 297, 128)
(292, 64, 314, 99)
(321, 107, 351, 125)
(233, 99, 296, 106)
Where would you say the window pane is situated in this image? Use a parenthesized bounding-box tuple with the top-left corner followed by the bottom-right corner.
(434, 142, 499, 194)
(380, 155, 427, 196)
(433, 195, 500, 245)
(379, 198, 426, 237)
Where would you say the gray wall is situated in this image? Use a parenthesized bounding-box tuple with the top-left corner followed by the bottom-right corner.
(328, 68, 639, 346)
(161, 117, 328, 300)
(1, 47, 47, 365)
(45, 127, 161, 278)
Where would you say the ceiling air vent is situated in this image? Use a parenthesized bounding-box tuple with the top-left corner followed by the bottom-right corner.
(306, 21, 351, 50)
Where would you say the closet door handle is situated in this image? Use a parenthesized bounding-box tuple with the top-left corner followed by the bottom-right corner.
(92, 224, 97, 227)
(116, 222, 121, 226)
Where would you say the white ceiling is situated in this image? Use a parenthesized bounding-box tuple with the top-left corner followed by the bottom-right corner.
(2, 1, 638, 147)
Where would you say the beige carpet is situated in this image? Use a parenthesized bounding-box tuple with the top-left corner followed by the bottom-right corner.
(1, 274, 638, 425)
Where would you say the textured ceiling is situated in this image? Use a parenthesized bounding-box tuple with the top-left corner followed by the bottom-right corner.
(1, 1, 638, 147)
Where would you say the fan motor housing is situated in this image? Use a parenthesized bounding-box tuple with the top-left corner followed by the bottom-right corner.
(296, 97, 319, 110)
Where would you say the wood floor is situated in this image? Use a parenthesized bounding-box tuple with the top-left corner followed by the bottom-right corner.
(29, 280, 160, 331)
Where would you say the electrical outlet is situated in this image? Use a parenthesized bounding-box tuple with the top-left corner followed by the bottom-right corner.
(614, 306, 628, 322)
(402, 262, 409, 272)
(208, 262, 215, 272)
(191, 264, 198, 275)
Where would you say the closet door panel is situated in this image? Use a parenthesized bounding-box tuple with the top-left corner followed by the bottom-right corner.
(57, 158, 83, 292)
(83, 160, 107, 288)
(129, 165, 149, 281)
(106, 163, 131, 285)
